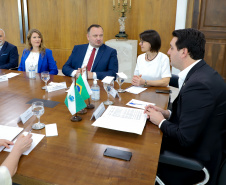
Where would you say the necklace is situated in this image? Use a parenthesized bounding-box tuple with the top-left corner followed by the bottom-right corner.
(146, 53, 158, 61)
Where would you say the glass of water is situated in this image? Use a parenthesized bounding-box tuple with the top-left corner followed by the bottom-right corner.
(116, 74, 125, 93)
(32, 101, 45, 130)
(103, 81, 114, 105)
(41, 71, 50, 91)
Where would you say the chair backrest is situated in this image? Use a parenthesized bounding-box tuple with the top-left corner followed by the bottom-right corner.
(169, 74, 179, 88)
(218, 158, 226, 185)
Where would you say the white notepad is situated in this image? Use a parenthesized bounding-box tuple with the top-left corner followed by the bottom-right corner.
(0, 125, 24, 152)
(4, 132, 45, 155)
(45, 123, 58, 137)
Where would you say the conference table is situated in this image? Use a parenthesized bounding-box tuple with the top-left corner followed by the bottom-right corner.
(0, 69, 170, 185)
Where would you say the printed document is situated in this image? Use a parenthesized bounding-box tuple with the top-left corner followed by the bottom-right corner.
(92, 105, 147, 135)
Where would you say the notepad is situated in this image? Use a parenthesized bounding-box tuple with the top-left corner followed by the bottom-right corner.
(4, 132, 45, 155)
(0, 125, 24, 152)
(45, 123, 58, 137)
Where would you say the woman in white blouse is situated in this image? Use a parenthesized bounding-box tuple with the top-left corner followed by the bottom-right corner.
(132, 30, 171, 87)
(0, 134, 32, 185)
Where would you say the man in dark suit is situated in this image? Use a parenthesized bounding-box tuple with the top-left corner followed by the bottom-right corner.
(0, 29, 19, 69)
(62, 24, 118, 80)
(145, 28, 226, 185)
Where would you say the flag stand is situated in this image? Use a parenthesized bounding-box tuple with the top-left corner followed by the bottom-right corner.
(77, 108, 87, 114)
(86, 66, 95, 109)
(86, 98, 95, 109)
(71, 113, 82, 122)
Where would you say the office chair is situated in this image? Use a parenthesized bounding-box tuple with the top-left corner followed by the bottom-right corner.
(155, 150, 226, 185)
(168, 74, 179, 109)
(169, 74, 179, 88)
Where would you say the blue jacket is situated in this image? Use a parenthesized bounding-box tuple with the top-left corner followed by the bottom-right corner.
(62, 44, 118, 80)
(18, 48, 58, 75)
(0, 41, 19, 69)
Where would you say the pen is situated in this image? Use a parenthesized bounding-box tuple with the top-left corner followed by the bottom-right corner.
(27, 128, 33, 134)
(129, 102, 146, 106)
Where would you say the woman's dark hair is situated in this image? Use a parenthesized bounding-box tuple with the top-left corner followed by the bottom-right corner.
(172, 28, 206, 60)
(139, 30, 161, 52)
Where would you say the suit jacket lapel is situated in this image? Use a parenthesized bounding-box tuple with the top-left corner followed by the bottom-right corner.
(0, 41, 7, 56)
(179, 60, 206, 93)
(92, 44, 105, 71)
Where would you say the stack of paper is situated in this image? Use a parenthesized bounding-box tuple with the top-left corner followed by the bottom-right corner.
(92, 105, 147, 135)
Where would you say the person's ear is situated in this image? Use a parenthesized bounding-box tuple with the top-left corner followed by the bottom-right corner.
(181, 48, 188, 58)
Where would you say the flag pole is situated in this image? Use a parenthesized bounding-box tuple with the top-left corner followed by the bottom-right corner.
(71, 75, 82, 121)
(86, 66, 95, 109)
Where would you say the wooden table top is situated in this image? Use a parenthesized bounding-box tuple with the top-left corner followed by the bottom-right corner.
(0, 70, 170, 185)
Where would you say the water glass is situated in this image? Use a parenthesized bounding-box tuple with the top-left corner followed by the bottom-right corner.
(32, 101, 45, 130)
(41, 71, 50, 91)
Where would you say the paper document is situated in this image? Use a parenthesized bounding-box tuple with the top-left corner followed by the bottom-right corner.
(102, 76, 114, 84)
(92, 105, 147, 135)
(125, 86, 147, 94)
(0, 75, 8, 82)
(47, 82, 67, 92)
(116, 72, 128, 79)
(127, 99, 155, 110)
(6, 72, 21, 78)
(0, 125, 24, 152)
(4, 132, 45, 155)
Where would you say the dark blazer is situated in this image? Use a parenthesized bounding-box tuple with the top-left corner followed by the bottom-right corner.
(18, 48, 58, 75)
(62, 44, 118, 80)
(0, 41, 18, 69)
(160, 60, 226, 185)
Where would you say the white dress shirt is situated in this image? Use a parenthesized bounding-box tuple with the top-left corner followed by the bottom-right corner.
(25, 52, 39, 73)
(71, 44, 99, 79)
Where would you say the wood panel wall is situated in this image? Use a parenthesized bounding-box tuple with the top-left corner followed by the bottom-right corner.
(0, 0, 177, 69)
(188, 0, 226, 81)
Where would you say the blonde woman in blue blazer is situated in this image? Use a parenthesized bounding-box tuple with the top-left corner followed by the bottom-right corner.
(18, 29, 58, 75)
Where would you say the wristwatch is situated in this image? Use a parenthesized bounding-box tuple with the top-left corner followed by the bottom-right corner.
(144, 80, 147, 87)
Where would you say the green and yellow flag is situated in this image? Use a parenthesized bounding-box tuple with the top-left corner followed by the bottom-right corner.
(76, 74, 90, 100)
(65, 82, 87, 115)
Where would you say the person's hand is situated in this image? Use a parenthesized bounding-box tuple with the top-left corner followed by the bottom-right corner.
(0, 139, 14, 149)
(76, 68, 82, 77)
(81, 66, 87, 75)
(145, 107, 165, 126)
(144, 104, 170, 119)
(12, 134, 33, 155)
(87, 71, 93, 79)
(132, 75, 145, 86)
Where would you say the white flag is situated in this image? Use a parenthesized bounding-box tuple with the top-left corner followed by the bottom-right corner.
(82, 71, 92, 95)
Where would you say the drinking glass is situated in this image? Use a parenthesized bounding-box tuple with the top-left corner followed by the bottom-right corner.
(41, 71, 50, 91)
(103, 81, 114, 105)
(32, 101, 45, 130)
(116, 74, 125, 93)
